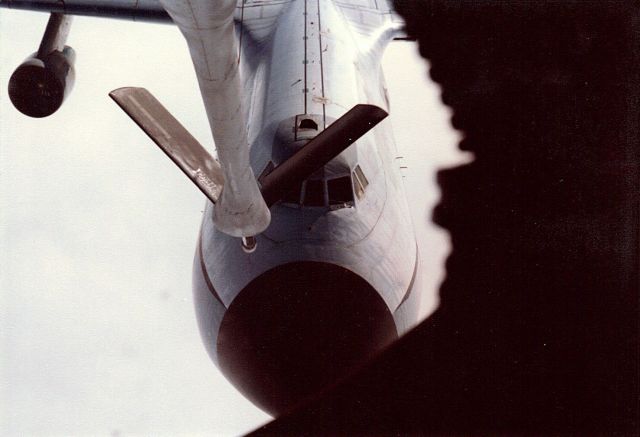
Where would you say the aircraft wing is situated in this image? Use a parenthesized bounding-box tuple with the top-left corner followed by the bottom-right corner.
(0, 0, 294, 39)
(0, 0, 410, 39)
(0, 0, 170, 22)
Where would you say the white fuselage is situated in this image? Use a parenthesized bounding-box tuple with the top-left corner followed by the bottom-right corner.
(194, 0, 418, 360)
(188, 0, 420, 414)
(0, 0, 422, 420)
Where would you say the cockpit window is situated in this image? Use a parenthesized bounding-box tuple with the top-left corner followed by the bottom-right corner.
(328, 176, 354, 205)
(352, 165, 369, 200)
(278, 171, 360, 208)
(303, 179, 325, 206)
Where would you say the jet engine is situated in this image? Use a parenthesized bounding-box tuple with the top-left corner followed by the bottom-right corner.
(8, 47, 76, 118)
(8, 12, 74, 118)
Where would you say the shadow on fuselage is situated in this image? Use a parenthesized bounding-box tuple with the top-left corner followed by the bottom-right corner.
(217, 261, 397, 415)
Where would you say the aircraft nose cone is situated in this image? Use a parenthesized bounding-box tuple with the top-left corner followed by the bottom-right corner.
(216, 262, 398, 415)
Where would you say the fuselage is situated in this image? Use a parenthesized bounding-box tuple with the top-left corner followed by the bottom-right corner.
(192, 0, 420, 415)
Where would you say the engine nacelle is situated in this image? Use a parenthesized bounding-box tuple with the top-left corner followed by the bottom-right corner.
(8, 47, 76, 118)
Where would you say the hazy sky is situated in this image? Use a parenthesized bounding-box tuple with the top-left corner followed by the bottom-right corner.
(0, 8, 464, 436)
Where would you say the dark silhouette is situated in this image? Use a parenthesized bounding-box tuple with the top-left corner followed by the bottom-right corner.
(251, 1, 639, 434)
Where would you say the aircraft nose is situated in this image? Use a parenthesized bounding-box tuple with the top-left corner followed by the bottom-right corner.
(216, 262, 398, 416)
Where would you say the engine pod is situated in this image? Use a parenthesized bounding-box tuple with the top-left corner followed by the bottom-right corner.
(8, 47, 76, 118)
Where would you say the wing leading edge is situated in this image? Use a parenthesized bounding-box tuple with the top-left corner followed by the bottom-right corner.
(0, 0, 170, 22)
(1, 0, 411, 38)
(109, 87, 225, 204)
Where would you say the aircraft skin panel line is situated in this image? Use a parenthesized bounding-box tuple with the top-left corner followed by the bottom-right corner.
(193, 0, 419, 415)
(159, 0, 271, 237)
(0, 0, 172, 22)
(109, 87, 225, 204)
(109, 87, 388, 212)
(4, 0, 420, 419)
(197, 239, 227, 309)
(0, 0, 410, 36)
(259, 103, 389, 207)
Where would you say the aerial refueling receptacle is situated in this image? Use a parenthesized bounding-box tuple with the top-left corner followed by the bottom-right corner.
(8, 13, 75, 118)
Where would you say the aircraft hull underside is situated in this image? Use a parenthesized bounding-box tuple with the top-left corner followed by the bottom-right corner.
(191, 0, 419, 415)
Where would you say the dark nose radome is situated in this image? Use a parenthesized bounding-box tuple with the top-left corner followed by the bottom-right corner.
(216, 262, 398, 415)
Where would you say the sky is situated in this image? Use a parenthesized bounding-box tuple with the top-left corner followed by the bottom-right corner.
(0, 8, 464, 436)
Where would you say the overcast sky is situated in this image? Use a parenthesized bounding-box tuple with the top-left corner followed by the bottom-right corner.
(0, 8, 464, 436)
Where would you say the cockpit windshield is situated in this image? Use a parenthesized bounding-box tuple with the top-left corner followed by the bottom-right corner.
(269, 163, 368, 209)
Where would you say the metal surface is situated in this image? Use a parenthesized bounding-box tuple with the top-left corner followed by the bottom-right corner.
(109, 87, 224, 204)
(260, 104, 388, 207)
(8, 47, 76, 117)
(7, 12, 75, 117)
(0, 0, 171, 22)
(37, 12, 72, 57)
(0, 0, 410, 35)
(193, 2, 419, 415)
(159, 0, 270, 237)
(3, 0, 421, 416)
(107, 0, 416, 416)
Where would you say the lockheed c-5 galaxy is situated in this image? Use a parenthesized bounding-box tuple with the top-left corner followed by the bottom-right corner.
(2, 0, 421, 415)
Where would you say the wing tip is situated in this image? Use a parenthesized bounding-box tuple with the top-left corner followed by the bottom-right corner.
(108, 86, 146, 100)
